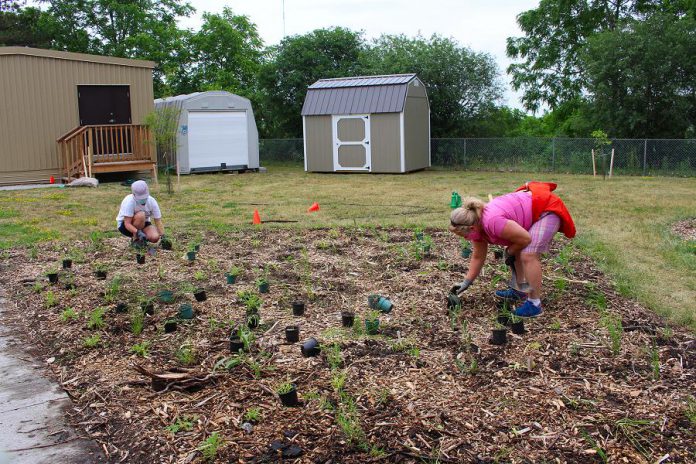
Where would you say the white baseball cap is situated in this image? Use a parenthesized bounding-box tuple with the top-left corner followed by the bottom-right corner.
(131, 180, 149, 201)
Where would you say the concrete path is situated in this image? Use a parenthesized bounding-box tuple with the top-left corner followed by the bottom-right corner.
(0, 289, 103, 463)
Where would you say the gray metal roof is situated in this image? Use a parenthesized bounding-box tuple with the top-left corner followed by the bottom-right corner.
(302, 74, 419, 116)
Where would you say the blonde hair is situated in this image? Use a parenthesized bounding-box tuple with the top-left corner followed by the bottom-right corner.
(450, 197, 486, 229)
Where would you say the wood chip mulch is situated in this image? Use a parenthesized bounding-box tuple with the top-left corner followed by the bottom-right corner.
(671, 218, 696, 242)
(0, 228, 694, 464)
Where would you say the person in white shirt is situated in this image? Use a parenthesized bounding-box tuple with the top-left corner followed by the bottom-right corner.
(116, 180, 164, 244)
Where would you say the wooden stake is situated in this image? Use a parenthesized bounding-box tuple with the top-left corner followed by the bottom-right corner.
(591, 149, 596, 177)
(609, 148, 615, 177)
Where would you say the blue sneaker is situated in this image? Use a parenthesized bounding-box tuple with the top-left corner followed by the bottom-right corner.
(513, 300, 543, 318)
(495, 288, 527, 301)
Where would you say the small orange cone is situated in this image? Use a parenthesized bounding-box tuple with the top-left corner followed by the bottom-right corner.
(308, 202, 320, 212)
(49, 175, 55, 184)
(252, 209, 262, 225)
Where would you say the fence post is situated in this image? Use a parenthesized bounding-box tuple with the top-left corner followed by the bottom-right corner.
(643, 139, 648, 176)
(551, 138, 556, 172)
(463, 138, 467, 167)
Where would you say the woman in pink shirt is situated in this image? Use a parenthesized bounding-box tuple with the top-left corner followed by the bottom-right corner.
(448, 190, 562, 318)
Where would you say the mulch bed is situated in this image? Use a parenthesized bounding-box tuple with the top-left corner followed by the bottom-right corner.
(0, 228, 694, 463)
(671, 218, 696, 242)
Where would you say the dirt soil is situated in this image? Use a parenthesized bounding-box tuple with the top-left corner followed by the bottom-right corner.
(0, 228, 694, 463)
(671, 218, 696, 242)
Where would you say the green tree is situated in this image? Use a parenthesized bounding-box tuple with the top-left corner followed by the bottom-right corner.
(38, 0, 194, 96)
(363, 34, 502, 137)
(179, 8, 263, 96)
(0, 4, 56, 47)
(582, 13, 696, 137)
(257, 27, 366, 137)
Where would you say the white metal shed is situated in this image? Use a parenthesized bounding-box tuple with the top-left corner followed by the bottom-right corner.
(154, 91, 259, 174)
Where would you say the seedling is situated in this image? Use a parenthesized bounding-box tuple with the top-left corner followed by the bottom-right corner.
(197, 432, 223, 462)
(130, 310, 144, 335)
(276, 381, 295, 395)
(228, 265, 242, 277)
(130, 341, 150, 357)
(83, 334, 101, 348)
(194, 270, 207, 281)
(87, 307, 107, 330)
(685, 396, 696, 426)
(176, 343, 196, 365)
(600, 311, 623, 356)
(60, 307, 78, 322)
(44, 290, 58, 308)
(325, 343, 343, 371)
(166, 415, 196, 434)
(649, 343, 660, 380)
(237, 290, 262, 312)
(549, 319, 561, 331)
(104, 275, 122, 303)
(243, 407, 261, 423)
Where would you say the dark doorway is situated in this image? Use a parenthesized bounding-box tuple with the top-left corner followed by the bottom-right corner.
(77, 85, 132, 156)
(77, 85, 131, 125)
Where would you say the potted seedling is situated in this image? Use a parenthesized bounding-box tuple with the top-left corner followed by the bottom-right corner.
(460, 239, 472, 258)
(140, 296, 155, 316)
(301, 337, 321, 357)
(414, 228, 424, 241)
(367, 293, 381, 309)
(160, 235, 172, 250)
(247, 312, 260, 329)
(136, 252, 146, 264)
(292, 301, 305, 316)
(490, 322, 508, 345)
(178, 302, 194, 320)
(365, 310, 380, 335)
(341, 311, 355, 328)
(46, 267, 59, 284)
(493, 248, 504, 260)
(63, 274, 77, 290)
(94, 263, 108, 280)
(115, 302, 128, 313)
(230, 326, 253, 352)
(418, 234, 433, 256)
(193, 288, 207, 302)
(276, 381, 298, 407)
(226, 266, 241, 284)
(510, 314, 525, 335)
(285, 325, 300, 343)
(164, 319, 177, 333)
(158, 289, 175, 304)
(62, 256, 73, 269)
(186, 244, 196, 262)
(256, 277, 269, 294)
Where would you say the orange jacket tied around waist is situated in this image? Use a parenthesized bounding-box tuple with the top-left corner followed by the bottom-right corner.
(515, 182, 576, 238)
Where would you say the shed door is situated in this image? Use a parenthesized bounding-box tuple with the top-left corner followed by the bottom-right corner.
(332, 115, 371, 171)
(78, 85, 131, 125)
(188, 111, 248, 169)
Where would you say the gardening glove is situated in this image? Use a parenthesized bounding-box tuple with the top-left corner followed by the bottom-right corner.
(136, 230, 147, 242)
(450, 278, 473, 296)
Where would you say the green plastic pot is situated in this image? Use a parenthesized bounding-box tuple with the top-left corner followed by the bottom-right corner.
(186, 251, 196, 261)
(461, 248, 472, 258)
(226, 273, 236, 284)
(365, 318, 380, 335)
(376, 297, 393, 313)
(158, 290, 174, 304)
(178, 303, 194, 320)
(258, 282, 269, 293)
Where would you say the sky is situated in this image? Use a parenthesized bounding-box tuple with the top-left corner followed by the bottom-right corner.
(179, 0, 541, 110)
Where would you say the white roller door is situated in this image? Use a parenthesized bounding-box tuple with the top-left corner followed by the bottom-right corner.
(188, 111, 248, 169)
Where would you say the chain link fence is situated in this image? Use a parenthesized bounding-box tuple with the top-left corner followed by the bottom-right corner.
(260, 137, 696, 176)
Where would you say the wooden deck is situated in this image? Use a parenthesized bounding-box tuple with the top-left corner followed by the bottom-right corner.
(57, 124, 157, 182)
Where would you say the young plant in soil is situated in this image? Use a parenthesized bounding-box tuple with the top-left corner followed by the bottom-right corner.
(256, 277, 269, 293)
(197, 432, 223, 462)
(130, 341, 150, 357)
(83, 334, 101, 349)
(237, 290, 262, 313)
(325, 342, 343, 370)
(194, 270, 207, 282)
(45, 267, 59, 284)
(130, 310, 145, 335)
(364, 310, 380, 335)
(175, 343, 196, 365)
(243, 407, 261, 424)
(87, 307, 107, 330)
(246, 311, 260, 329)
(186, 244, 197, 261)
(60, 307, 78, 323)
(139, 296, 155, 315)
(44, 290, 58, 308)
(93, 262, 108, 279)
(166, 415, 196, 434)
(104, 275, 122, 303)
(226, 265, 242, 284)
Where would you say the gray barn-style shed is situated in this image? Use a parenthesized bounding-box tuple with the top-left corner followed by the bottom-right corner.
(301, 74, 430, 173)
(154, 91, 259, 174)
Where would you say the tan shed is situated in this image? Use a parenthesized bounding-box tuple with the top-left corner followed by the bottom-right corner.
(301, 74, 430, 173)
(0, 47, 156, 185)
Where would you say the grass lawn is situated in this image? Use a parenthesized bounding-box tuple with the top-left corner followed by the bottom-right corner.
(0, 163, 694, 329)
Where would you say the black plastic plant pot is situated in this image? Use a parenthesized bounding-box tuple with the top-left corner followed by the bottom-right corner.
(511, 320, 525, 335)
(186, 251, 196, 261)
(376, 297, 393, 313)
(367, 294, 381, 309)
(494, 250, 504, 260)
(141, 302, 155, 316)
(193, 289, 207, 302)
(365, 319, 380, 335)
(285, 325, 300, 343)
(136, 254, 146, 265)
(62, 259, 72, 269)
(194, 244, 200, 252)
(247, 314, 260, 329)
(160, 239, 172, 250)
(258, 282, 270, 294)
(300, 338, 321, 357)
(341, 311, 355, 328)
(47, 272, 59, 284)
(178, 303, 194, 320)
(229, 337, 244, 353)
(164, 320, 177, 333)
(95, 270, 107, 280)
(226, 274, 236, 284)
(292, 301, 305, 316)
(115, 302, 128, 313)
(158, 290, 174, 304)
(64, 282, 76, 290)
(497, 312, 511, 326)
(278, 386, 298, 407)
(490, 328, 508, 345)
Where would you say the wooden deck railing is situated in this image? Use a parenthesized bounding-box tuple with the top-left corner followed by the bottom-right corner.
(57, 124, 153, 179)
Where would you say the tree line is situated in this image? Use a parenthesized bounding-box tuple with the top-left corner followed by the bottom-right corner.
(1, 0, 695, 139)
